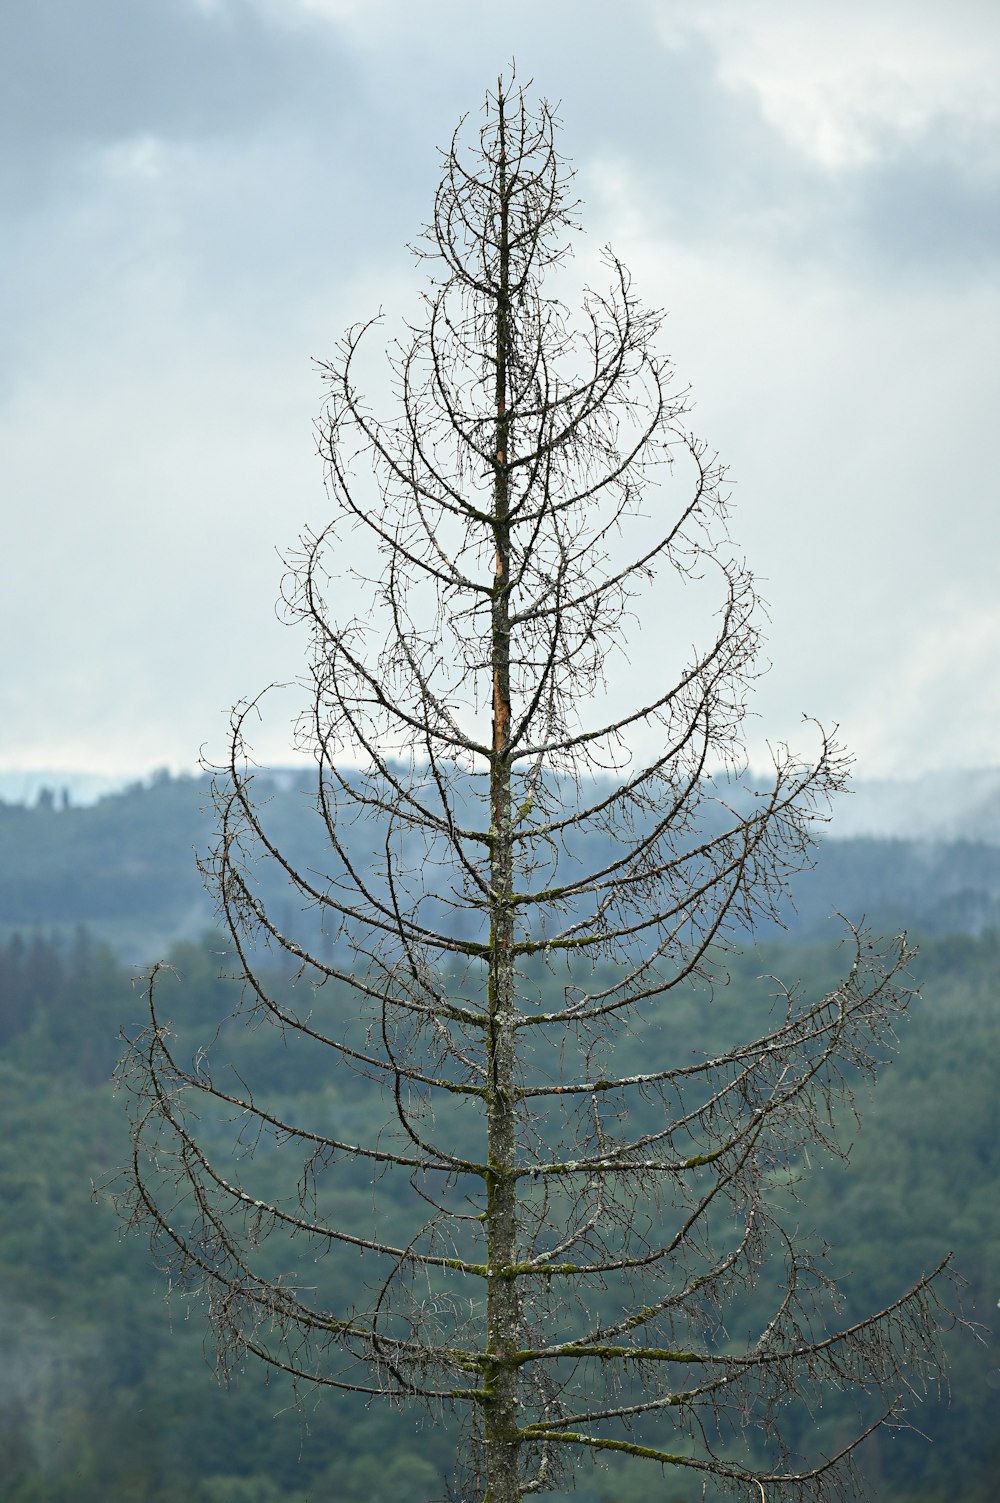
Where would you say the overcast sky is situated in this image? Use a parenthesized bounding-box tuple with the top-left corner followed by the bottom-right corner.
(2, 0, 997, 782)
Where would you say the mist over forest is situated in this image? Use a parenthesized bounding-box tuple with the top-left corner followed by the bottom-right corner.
(1, 767, 998, 1502)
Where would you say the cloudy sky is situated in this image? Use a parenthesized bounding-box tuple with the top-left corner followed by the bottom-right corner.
(2, 0, 997, 783)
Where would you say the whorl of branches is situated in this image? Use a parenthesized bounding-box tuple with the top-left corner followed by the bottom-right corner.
(116, 77, 951, 1503)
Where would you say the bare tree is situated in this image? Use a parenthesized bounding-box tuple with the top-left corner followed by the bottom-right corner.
(117, 78, 950, 1503)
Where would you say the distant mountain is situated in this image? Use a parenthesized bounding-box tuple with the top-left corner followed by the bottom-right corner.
(2, 768, 1000, 960)
(828, 767, 1000, 844)
(0, 769, 136, 807)
(6, 763, 998, 839)
(774, 834, 1000, 938)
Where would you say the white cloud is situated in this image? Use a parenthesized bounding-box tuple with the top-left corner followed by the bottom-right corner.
(579, 154, 1000, 774)
(246, 0, 391, 34)
(847, 600, 1000, 774)
(292, 0, 374, 16)
(101, 134, 170, 183)
(2, 0, 997, 779)
(650, 0, 1000, 171)
(0, 120, 420, 774)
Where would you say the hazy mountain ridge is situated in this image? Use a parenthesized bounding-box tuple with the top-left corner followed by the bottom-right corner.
(2, 768, 1000, 961)
(5, 764, 998, 841)
(830, 767, 1000, 843)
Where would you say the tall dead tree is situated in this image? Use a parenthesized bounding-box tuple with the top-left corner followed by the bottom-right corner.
(117, 79, 949, 1503)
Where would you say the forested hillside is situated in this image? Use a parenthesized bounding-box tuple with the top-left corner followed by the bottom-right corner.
(2, 773, 998, 1498)
(1, 921, 997, 1502)
(4, 771, 1000, 960)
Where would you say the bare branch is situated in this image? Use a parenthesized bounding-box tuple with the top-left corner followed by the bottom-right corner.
(115, 71, 952, 1503)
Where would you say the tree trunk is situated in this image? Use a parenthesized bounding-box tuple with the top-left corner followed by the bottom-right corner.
(484, 92, 520, 1503)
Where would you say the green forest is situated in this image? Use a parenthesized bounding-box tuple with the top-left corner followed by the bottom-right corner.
(0, 775, 998, 1501)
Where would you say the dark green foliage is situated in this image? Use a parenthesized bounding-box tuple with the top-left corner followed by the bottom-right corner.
(0, 927, 127, 1080)
(0, 926, 996, 1500)
(0, 932, 461, 1501)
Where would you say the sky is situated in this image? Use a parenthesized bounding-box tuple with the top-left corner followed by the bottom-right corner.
(2, 0, 998, 783)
